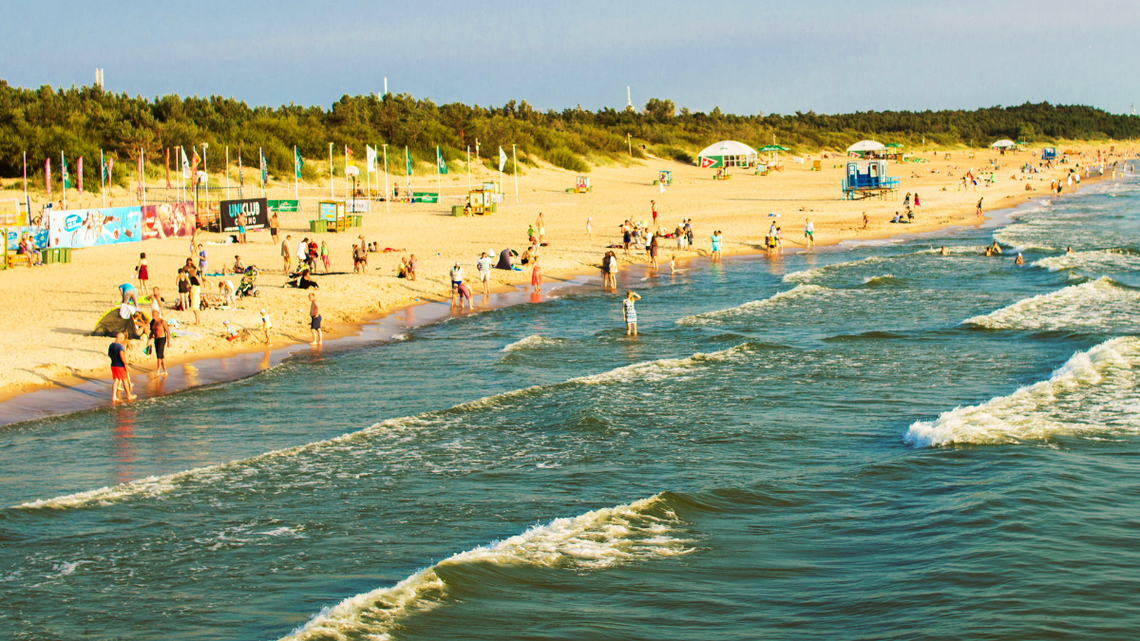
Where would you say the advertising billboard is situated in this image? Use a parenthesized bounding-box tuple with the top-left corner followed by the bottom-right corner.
(219, 198, 269, 232)
(49, 207, 142, 248)
(141, 202, 195, 240)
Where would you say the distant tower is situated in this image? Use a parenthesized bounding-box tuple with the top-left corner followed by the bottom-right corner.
(626, 86, 633, 112)
(1132, 103, 1136, 116)
(384, 77, 388, 95)
(95, 68, 104, 88)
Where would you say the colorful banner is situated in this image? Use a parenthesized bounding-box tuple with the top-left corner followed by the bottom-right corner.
(141, 202, 195, 240)
(49, 206, 142, 248)
(318, 201, 344, 222)
(267, 199, 299, 213)
(219, 198, 268, 232)
(5, 227, 49, 251)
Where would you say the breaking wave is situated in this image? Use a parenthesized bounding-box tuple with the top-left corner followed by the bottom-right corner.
(963, 277, 1140, 333)
(501, 335, 563, 352)
(904, 337, 1140, 447)
(676, 284, 830, 325)
(1031, 249, 1140, 274)
(782, 256, 886, 283)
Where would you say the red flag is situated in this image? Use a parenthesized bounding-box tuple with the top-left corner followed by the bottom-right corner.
(165, 147, 171, 189)
(45, 158, 51, 196)
(78, 157, 84, 193)
(107, 158, 114, 185)
(191, 150, 201, 170)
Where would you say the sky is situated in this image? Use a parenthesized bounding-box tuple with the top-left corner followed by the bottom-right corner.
(2, 0, 1138, 115)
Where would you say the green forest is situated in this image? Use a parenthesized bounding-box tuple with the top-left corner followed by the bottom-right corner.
(2, 79, 1138, 186)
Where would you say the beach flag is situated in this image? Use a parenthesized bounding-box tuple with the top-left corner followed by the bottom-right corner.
(61, 153, 70, 190)
(164, 148, 171, 188)
(437, 147, 448, 175)
(260, 148, 267, 184)
(294, 147, 304, 178)
(405, 146, 412, 176)
(191, 149, 201, 171)
(78, 157, 84, 193)
(181, 147, 190, 179)
(498, 146, 507, 172)
(239, 147, 244, 189)
(366, 145, 376, 173)
(137, 149, 144, 192)
(45, 158, 51, 196)
(107, 157, 113, 184)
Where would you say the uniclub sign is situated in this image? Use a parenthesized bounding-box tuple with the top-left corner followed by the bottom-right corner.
(218, 198, 269, 232)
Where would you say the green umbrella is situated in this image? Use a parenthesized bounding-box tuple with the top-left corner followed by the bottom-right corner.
(758, 144, 790, 152)
(885, 143, 904, 148)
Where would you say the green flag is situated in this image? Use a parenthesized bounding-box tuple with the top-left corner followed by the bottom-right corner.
(61, 152, 70, 190)
(260, 148, 268, 184)
(405, 146, 412, 176)
(294, 147, 303, 178)
(436, 146, 448, 175)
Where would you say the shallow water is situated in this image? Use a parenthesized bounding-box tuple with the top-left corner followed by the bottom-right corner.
(3, 173, 1140, 640)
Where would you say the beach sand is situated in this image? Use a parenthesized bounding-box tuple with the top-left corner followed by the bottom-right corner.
(0, 143, 1121, 406)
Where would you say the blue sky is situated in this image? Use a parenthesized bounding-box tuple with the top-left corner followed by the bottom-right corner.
(3, 0, 1137, 115)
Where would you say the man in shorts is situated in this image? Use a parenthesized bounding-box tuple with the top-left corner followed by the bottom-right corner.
(309, 292, 323, 346)
(476, 252, 493, 294)
(804, 219, 815, 248)
(149, 311, 170, 377)
(282, 234, 293, 273)
(109, 332, 136, 402)
(119, 283, 139, 307)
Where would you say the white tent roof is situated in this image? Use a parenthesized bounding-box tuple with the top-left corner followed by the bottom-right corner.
(697, 140, 758, 158)
(991, 139, 1015, 148)
(847, 140, 885, 153)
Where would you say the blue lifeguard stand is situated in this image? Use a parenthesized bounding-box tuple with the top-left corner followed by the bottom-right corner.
(1041, 147, 1057, 161)
(841, 160, 899, 200)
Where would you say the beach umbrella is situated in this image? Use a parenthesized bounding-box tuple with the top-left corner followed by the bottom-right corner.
(884, 143, 904, 148)
(757, 145, 789, 152)
(846, 140, 885, 157)
(991, 139, 1015, 148)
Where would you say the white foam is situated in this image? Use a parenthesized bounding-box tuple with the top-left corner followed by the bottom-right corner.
(501, 335, 563, 352)
(861, 274, 897, 285)
(782, 256, 885, 283)
(279, 494, 693, 641)
(1031, 250, 1140, 274)
(963, 277, 1140, 332)
(915, 245, 989, 255)
(676, 284, 829, 325)
(904, 337, 1140, 447)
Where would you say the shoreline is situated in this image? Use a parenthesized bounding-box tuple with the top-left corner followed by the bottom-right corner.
(0, 149, 1120, 425)
(0, 178, 1099, 427)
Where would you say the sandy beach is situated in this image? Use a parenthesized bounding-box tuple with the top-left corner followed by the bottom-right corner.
(0, 142, 1120, 408)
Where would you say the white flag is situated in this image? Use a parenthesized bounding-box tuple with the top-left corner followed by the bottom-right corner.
(498, 146, 507, 172)
(180, 147, 190, 179)
(366, 145, 376, 173)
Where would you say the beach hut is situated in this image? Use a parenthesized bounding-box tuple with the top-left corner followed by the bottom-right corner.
(1042, 146, 1057, 161)
(842, 160, 899, 200)
(846, 140, 886, 159)
(697, 141, 759, 170)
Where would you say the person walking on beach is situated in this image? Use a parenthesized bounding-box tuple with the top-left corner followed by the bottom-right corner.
(449, 261, 464, 303)
(710, 230, 723, 261)
(149, 310, 170, 377)
(862, 212, 870, 230)
(282, 234, 293, 273)
(804, 219, 815, 248)
(109, 332, 136, 402)
(976, 197, 984, 218)
(308, 292, 323, 346)
(651, 200, 658, 227)
(585, 216, 593, 239)
(188, 272, 202, 325)
(531, 256, 543, 292)
(477, 251, 493, 294)
(534, 213, 546, 244)
(136, 252, 149, 291)
(270, 212, 279, 245)
(623, 290, 641, 336)
(197, 244, 208, 277)
(913, 192, 920, 210)
(649, 234, 660, 270)
(259, 308, 272, 346)
(321, 240, 331, 273)
(684, 219, 694, 249)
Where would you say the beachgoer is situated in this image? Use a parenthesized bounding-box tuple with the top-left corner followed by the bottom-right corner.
(320, 241, 330, 272)
(914, 193, 920, 209)
(531, 256, 543, 292)
(282, 235, 293, 273)
(408, 254, 418, 281)
(177, 270, 190, 311)
(862, 212, 869, 230)
(119, 282, 139, 307)
(197, 244, 207, 274)
(236, 213, 247, 244)
(939, 246, 948, 256)
(623, 290, 641, 336)
(1066, 246, 1074, 255)
(710, 231, 722, 260)
(649, 234, 660, 270)
(450, 262, 464, 300)
(775, 226, 783, 253)
(651, 200, 658, 226)
(259, 308, 272, 346)
(109, 332, 136, 402)
(622, 225, 632, 255)
(685, 219, 694, 248)
(1015, 253, 1024, 266)
(535, 213, 546, 244)
(669, 255, 676, 274)
(456, 281, 474, 309)
(136, 253, 149, 290)
(585, 216, 593, 239)
(308, 292, 322, 346)
(804, 219, 815, 248)
(989, 240, 1002, 254)
(219, 279, 236, 307)
(297, 237, 308, 264)
(188, 273, 201, 325)
(976, 198, 984, 217)
(352, 244, 365, 274)
(477, 251, 493, 294)
(149, 310, 170, 377)
(270, 212, 279, 244)
(149, 287, 162, 316)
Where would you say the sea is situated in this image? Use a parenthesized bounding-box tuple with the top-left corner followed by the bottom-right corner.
(2, 172, 1139, 640)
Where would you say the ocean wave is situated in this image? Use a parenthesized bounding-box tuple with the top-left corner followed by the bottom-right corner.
(782, 256, 886, 283)
(915, 245, 990, 255)
(1031, 249, 1140, 274)
(904, 337, 1140, 447)
(676, 284, 830, 325)
(963, 277, 1140, 332)
(501, 335, 563, 352)
(860, 274, 902, 287)
(279, 493, 694, 641)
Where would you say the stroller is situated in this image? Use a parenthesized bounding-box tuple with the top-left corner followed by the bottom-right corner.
(236, 265, 260, 298)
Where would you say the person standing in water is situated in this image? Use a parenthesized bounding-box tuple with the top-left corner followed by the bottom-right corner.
(623, 290, 641, 336)
(308, 292, 323, 346)
(109, 332, 137, 402)
(804, 219, 815, 248)
(710, 230, 722, 261)
(531, 256, 543, 292)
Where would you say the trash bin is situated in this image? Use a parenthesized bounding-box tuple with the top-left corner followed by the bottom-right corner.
(309, 220, 327, 233)
(59, 247, 71, 263)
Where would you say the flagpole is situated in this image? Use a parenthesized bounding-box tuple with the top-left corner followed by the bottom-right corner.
(329, 143, 334, 199)
(366, 147, 372, 213)
(436, 145, 442, 207)
(100, 150, 106, 208)
(294, 146, 300, 200)
(141, 148, 147, 207)
(259, 148, 265, 198)
(345, 145, 351, 201)
(203, 143, 209, 212)
(512, 144, 519, 204)
(383, 144, 389, 214)
(61, 151, 67, 210)
(238, 148, 243, 199)
(23, 151, 29, 220)
(467, 146, 471, 192)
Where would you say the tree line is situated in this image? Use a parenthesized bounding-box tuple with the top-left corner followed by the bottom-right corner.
(2, 78, 1137, 188)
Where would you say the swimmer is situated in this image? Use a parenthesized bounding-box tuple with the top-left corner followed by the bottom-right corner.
(989, 240, 1002, 254)
(1015, 253, 1024, 266)
(939, 246, 948, 256)
(1066, 246, 1074, 255)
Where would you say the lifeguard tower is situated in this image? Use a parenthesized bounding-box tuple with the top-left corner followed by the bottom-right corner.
(566, 176, 592, 194)
(1042, 147, 1057, 161)
(654, 170, 672, 186)
(841, 160, 899, 200)
(467, 181, 501, 215)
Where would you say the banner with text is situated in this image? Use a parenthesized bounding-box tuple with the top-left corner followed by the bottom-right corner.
(219, 198, 269, 232)
(6, 227, 49, 250)
(49, 207, 142, 248)
(267, 199, 299, 213)
(141, 202, 196, 240)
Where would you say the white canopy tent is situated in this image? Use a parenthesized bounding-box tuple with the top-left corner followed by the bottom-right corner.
(697, 141, 759, 169)
(847, 140, 886, 157)
(991, 139, 1016, 148)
